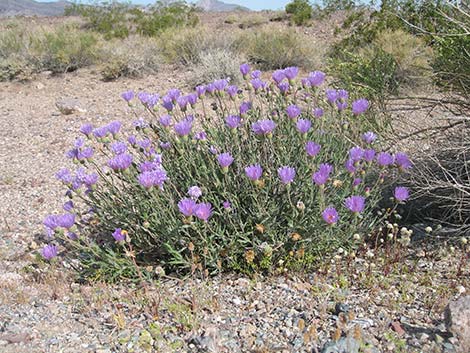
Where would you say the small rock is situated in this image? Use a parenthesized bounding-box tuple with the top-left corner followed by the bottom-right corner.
(321, 337, 361, 353)
(55, 98, 86, 115)
(334, 303, 350, 315)
(445, 295, 470, 352)
(390, 321, 406, 336)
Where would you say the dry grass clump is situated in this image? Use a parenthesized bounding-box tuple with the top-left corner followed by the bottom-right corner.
(158, 26, 239, 66)
(239, 27, 327, 71)
(188, 48, 245, 87)
(372, 29, 434, 88)
(100, 36, 161, 81)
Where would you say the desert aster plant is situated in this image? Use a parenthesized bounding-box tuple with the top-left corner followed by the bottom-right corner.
(306, 141, 321, 157)
(41, 244, 58, 260)
(245, 164, 263, 181)
(394, 186, 409, 202)
(345, 196, 366, 214)
(278, 166, 296, 184)
(322, 207, 339, 225)
(252, 119, 276, 136)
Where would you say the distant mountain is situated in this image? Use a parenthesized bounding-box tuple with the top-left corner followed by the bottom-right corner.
(0, 0, 69, 17)
(196, 0, 249, 12)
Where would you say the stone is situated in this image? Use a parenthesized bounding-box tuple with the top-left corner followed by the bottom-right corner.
(444, 295, 470, 353)
(55, 98, 86, 115)
(334, 303, 350, 315)
(321, 337, 361, 353)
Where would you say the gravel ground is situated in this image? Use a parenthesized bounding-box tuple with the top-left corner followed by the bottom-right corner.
(1, 68, 469, 353)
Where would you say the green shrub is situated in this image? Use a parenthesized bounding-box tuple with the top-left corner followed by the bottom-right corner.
(189, 48, 244, 87)
(241, 28, 326, 70)
(100, 36, 161, 81)
(237, 14, 269, 29)
(32, 25, 99, 73)
(40, 66, 411, 280)
(285, 0, 313, 25)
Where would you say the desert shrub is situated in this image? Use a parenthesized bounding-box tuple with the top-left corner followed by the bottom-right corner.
(67, 0, 198, 39)
(32, 24, 99, 73)
(100, 36, 161, 80)
(158, 27, 238, 66)
(237, 14, 269, 29)
(40, 65, 411, 280)
(241, 28, 326, 70)
(285, 0, 313, 25)
(188, 49, 244, 87)
(408, 123, 470, 234)
(134, 1, 198, 37)
(329, 48, 399, 101)
(224, 14, 238, 24)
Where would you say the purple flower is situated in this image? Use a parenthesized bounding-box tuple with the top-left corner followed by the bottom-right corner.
(245, 164, 263, 181)
(239, 101, 252, 115)
(352, 99, 369, 115)
(93, 126, 109, 138)
(278, 82, 290, 94)
(194, 202, 212, 222)
(187, 93, 198, 106)
(345, 159, 357, 174)
(296, 119, 312, 134)
(223, 200, 231, 209)
(226, 85, 238, 97)
(377, 152, 394, 167)
(63, 201, 74, 212)
(137, 138, 151, 150)
(286, 105, 301, 119)
(308, 71, 326, 86)
(364, 149, 376, 162)
(326, 89, 339, 103)
(394, 186, 409, 202)
(138, 169, 167, 189)
(217, 153, 234, 168)
(353, 178, 362, 187)
(178, 198, 197, 217)
(56, 213, 75, 229)
(313, 108, 324, 118)
(176, 96, 188, 111)
(278, 166, 296, 184)
(188, 186, 202, 199)
(108, 153, 133, 171)
(272, 70, 285, 84)
(345, 195, 366, 213)
(107, 121, 122, 136)
(159, 114, 172, 127)
(362, 131, 377, 144)
(209, 146, 218, 155)
(167, 88, 181, 102)
(161, 95, 174, 111)
(196, 85, 206, 97)
(206, 83, 216, 94)
(251, 78, 264, 91)
(252, 119, 276, 135)
(160, 142, 171, 150)
(251, 70, 261, 79)
(133, 117, 149, 129)
(336, 101, 348, 111)
(313, 163, 333, 185)
(214, 79, 228, 91)
(84, 173, 98, 187)
(283, 66, 299, 80)
(322, 207, 339, 225)
(111, 141, 127, 155)
(41, 244, 58, 260)
(174, 119, 193, 137)
(80, 123, 93, 136)
(349, 147, 364, 161)
(240, 63, 251, 76)
(306, 141, 321, 157)
(121, 90, 134, 102)
(395, 152, 412, 170)
(301, 78, 311, 88)
(44, 215, 58, 230)
(56, 168, 72, 184)
(194, 131, 207, 141)
(338, 89, 349, 100)
(112, 228, 126, 242)
(128, 135, 137, 145)
(226, 115, 241, 129)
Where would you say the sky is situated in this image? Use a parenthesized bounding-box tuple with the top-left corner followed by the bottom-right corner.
(36, 0, 292, 11)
